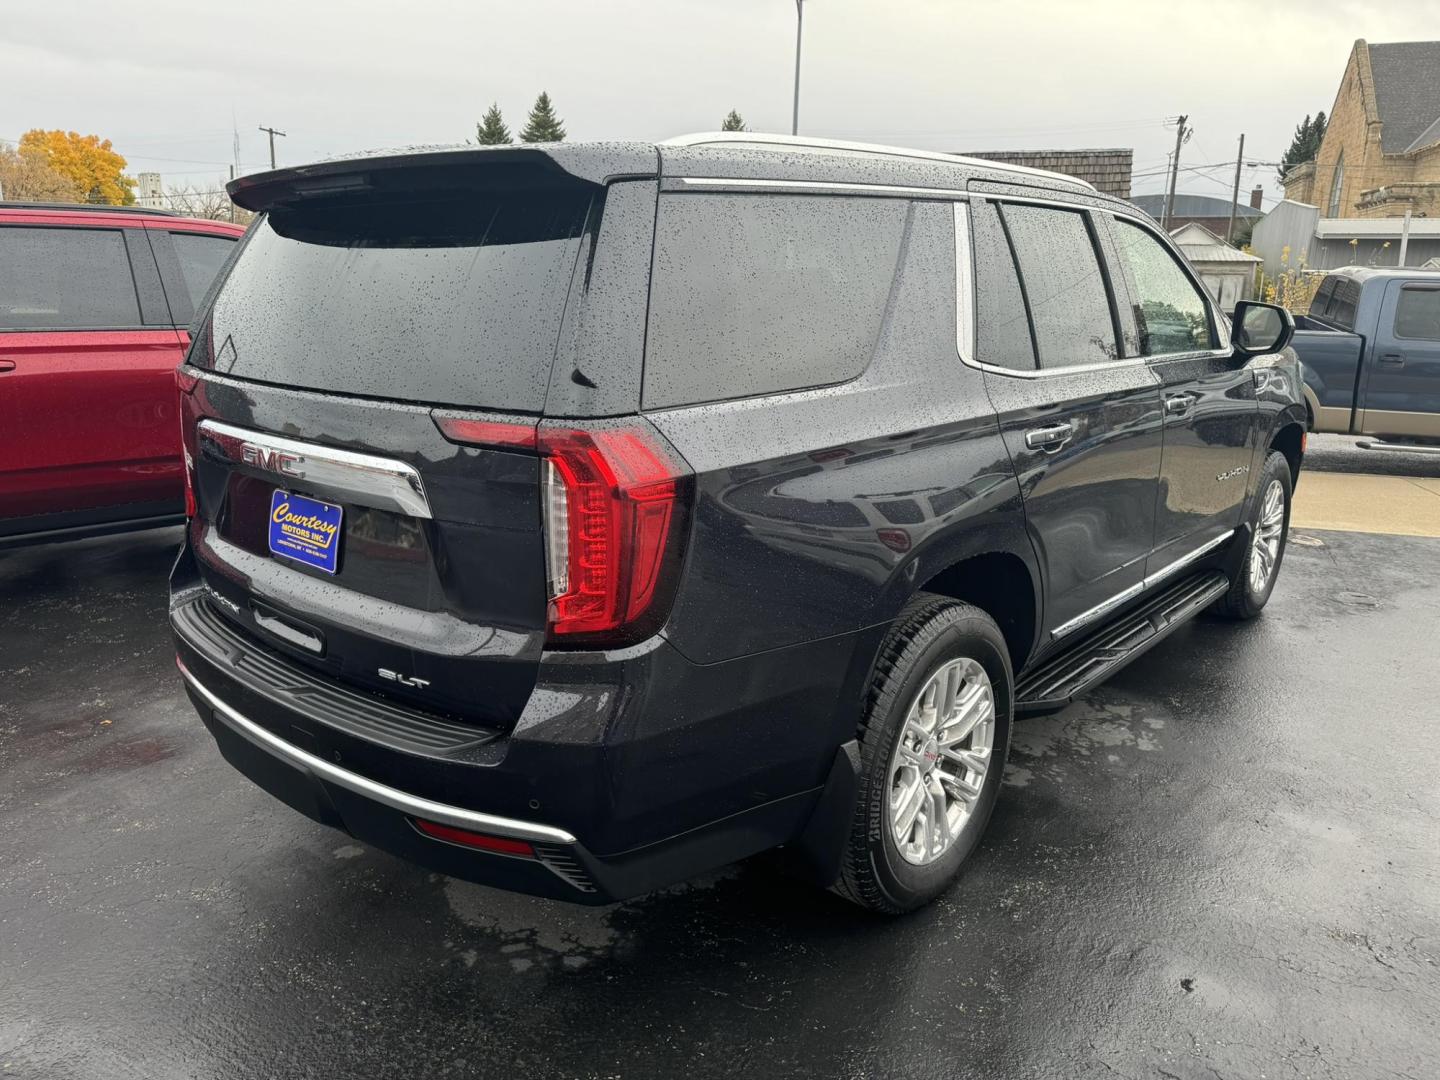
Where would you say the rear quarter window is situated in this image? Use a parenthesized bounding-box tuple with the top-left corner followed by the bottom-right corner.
(170, 232, 237, 310)
(642, 193, 907, 409)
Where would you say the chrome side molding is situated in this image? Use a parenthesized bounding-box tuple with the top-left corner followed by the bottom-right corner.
(1052, 529, 1236, 640)
(197, 419, 432, 519)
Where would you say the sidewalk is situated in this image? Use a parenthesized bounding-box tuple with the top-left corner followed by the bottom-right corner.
(1292, 471, 1440, 538)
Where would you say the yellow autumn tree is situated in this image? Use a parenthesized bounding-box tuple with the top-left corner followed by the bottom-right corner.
(17, 130, 135, 205)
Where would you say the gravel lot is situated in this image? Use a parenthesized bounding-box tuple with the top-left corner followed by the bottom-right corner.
(2, 454, 1437, 1079)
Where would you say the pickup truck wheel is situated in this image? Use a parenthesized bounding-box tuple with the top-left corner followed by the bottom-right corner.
(1214, 450, 1292, 620)
(833, 594, 1012, 914)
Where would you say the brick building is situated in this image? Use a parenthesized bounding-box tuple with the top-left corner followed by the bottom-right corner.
(1282, 39, 1440, 218)
(959, 149, 1133, 199)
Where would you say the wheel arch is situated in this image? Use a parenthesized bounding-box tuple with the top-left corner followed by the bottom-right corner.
(1268, 417, 1307, 487)
(913, 549, 1040, 676)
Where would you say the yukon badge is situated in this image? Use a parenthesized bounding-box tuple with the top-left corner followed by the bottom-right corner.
(1217, 465, 1250, 482)
(241, 442, 305, 479)
(378, 668, 431, 689)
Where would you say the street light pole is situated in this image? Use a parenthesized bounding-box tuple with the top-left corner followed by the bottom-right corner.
(792, 0, 804, 136)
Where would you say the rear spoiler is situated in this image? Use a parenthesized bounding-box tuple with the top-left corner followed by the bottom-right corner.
(227, 142, 660, 213)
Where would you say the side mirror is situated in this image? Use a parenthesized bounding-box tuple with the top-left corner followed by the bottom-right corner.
(1232, 301, 1294, 358)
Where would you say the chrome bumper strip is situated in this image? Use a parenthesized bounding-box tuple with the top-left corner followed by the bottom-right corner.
(176, 657, 577, 846)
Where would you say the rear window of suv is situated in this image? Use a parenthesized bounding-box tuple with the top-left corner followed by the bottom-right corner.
(0, 226, 142, 329)
(201, 190, 593, 410)
(643, 193, 907, 409)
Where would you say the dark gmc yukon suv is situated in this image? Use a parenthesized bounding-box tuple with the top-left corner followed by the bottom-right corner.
(170, 134, 1305, 913)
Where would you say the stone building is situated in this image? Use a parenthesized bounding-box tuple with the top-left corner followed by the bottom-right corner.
(1282, 39, 1440, 218)
(959, 149, 1133, 199)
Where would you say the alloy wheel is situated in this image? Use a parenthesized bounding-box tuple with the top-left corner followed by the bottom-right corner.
(886, 657, 995, 866)
(1249, 479, 1286, 595)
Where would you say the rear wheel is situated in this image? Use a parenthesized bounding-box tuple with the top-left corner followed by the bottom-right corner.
(1214, 450, 1292, 620)
(834, 594, 1012, 914)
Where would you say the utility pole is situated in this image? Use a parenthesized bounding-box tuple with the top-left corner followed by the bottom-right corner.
(792, 0, 805, 136)
(1226, 132, 1246, 244)
(1399, 208, 1413, 266)
(1162, 115, 1188, 231)
(259, 125, 286, 169)
(228, 164, 236, 224)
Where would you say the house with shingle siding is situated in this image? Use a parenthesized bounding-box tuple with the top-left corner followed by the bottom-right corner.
(1283, 39, 1440, 218)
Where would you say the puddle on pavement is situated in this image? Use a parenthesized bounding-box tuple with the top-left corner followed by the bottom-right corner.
(440, 867, 740, 974)
(1006, 697, 1171, 789)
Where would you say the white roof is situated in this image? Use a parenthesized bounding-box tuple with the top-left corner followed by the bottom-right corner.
(1179, 244, 1262, 264)
(1315, 217, 1440, 239)
(1171, 221, 1261, 263)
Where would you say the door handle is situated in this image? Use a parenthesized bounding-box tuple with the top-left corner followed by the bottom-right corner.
(1024, 422, 1075, 452)
(0, 359, 15, 373)
(1379, 353, 1406, 367)
(1164, 393, 1195, 416)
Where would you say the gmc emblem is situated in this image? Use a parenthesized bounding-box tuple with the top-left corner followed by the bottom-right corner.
(241, 443, 304, 479)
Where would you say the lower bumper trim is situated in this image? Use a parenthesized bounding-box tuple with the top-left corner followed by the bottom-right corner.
(176, 656, 577, 846)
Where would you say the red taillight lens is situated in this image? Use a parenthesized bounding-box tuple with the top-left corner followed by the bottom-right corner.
(431, 411, 691, 647)
(539, 424, 689, 644)
(412, 818, 536, 857)
(176, 367, 199, 518)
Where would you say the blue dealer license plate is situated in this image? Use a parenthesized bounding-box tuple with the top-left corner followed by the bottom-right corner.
(268, 490, 343, 574)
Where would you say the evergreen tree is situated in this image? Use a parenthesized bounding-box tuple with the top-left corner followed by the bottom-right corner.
(1278, 111, 1327, 184)
(520, 92, 566, 143)
(721, 110, 746, 132)
(475, 104, 513, 145)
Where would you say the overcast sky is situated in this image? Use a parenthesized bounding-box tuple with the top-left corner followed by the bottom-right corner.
(6, 0, 1440, 205)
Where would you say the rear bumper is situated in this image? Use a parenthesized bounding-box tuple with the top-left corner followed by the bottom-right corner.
(171, 582, 879, 903)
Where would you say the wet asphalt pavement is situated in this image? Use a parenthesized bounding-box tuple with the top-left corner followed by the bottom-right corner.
(3, 513, 1438, 1078)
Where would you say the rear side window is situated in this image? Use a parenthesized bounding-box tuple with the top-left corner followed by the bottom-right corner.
(170, 232, 237, 309)
(643, 193, 907, 409)
(0, 226, 142, 330)
(1311, 275, 1337, 317)
(203, 190, 592, 409)
(1394, 287, 1440, 340)
(999, 204, 1118, 370)
(1111, 219, 1214, 354)
(1328, 278, 1361, 330)
(969, 201, 1036, 371)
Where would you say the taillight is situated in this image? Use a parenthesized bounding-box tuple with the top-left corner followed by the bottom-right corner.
(538, 424, 689, 643)
(176, 367, 199, 518)
(434, 413, 692, 647)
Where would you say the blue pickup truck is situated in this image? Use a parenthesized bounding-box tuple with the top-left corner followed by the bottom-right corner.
(1297, 266, 1440, 451)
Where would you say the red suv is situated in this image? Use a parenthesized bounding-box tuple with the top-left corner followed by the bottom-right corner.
(0, 202, 245, 546)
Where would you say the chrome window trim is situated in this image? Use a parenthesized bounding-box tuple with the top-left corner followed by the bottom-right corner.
(197, 418, 433, 520)
(177, 657, 579, 846)
(953, 201, 975, 366)
(954, 193, 1234, 380)
(670, 176, 972, 200)
(1051, 529, 1235, 639)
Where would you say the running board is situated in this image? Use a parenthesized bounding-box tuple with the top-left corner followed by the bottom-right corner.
(1015, 570, 1229, 715)
(1355, 440, 1440, 456)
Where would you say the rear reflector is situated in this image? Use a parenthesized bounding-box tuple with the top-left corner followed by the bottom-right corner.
(412, 818, 536, 857)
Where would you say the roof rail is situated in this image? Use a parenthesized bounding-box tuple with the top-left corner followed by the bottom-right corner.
(662, 132, 1097, 191)
(0, 200, 178, 216)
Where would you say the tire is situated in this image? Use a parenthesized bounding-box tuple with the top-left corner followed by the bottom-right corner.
(1213, 450, 1293, 620)
(833, 594, 1013, 914)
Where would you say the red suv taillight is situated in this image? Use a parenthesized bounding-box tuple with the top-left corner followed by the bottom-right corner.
(435, 414, 692, 647)
(176, 367, 200, 518)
